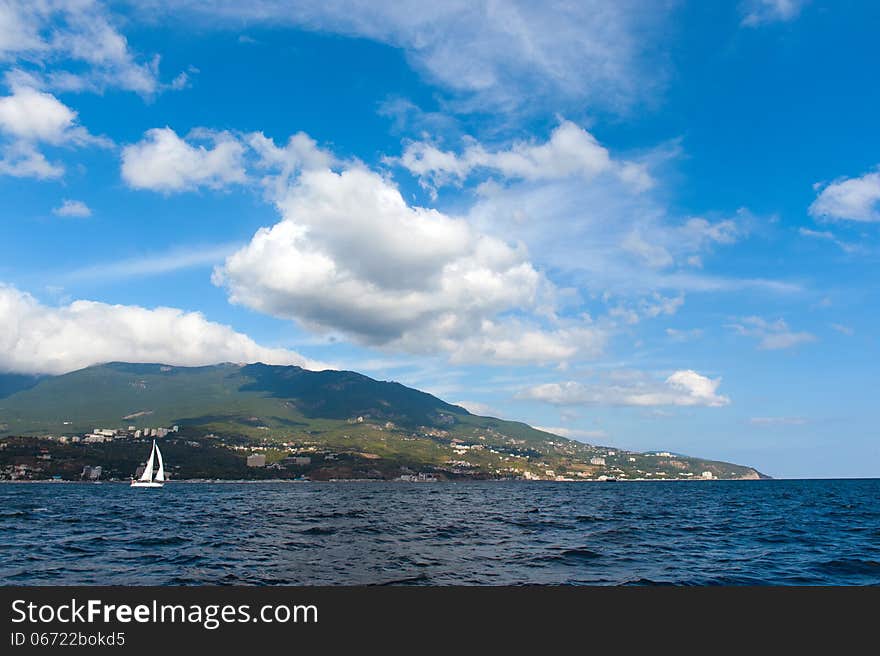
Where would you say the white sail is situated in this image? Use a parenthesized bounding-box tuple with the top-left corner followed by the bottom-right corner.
(138, 441, 156, 482)
(155, 443, 165, 482)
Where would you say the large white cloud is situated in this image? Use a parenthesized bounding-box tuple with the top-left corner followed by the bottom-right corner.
(121, 127, 247, 192)
(0, 283, 324, 375)
(809, 168, 880, 222)
(392, 122, 769, 307)
(121, 120, 792, 367)
(519, 369, 731, 408)
(213, 154, 603, 365)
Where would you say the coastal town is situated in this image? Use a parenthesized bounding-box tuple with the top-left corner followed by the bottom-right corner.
(0, 420, 726, 483)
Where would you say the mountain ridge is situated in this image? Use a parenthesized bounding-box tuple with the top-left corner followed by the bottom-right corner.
(0, 362, 767, 481)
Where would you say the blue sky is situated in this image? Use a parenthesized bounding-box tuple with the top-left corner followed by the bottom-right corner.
(1, 1, 878, 478)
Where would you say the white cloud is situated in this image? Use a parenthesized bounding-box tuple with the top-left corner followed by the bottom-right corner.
(0, 140, 63, 178)
(641, 294, 684, 319)
(809, 168, 880, 222)
(0, 283, 325, 375)
(666, 327, 704, 342)
(121, 127, 247, 192)
(0, 86, 111, 148)
(169, 71, 190, 91)
(214, 159, 603, 366)
(463, 156, 762, 298)
(627, 211, 746, 270)
(799, 227, 834, 240)
(396, 120, 652, 191)
(741, 0, 806, 26)
(119, 128, 333, 195)
(621, 230, 674, 268)
(830, 323, 854, 336)
(453, 400, 498, 416)
(0, 1, 43, 53)
(0, 0, 164, 95)
(608, 293, 684, 326)
(138, 0, 672, 112)
(727, 316, 816, 350)
(0, 86, 78, 143)
(678, 216, 741, 249)
(0, 86, 110, 179)
(519, 369, 730, 408)
(117, 126, 607, 367)
(117, 121, 781, 369)
(247, 130, 335, 197)
(749, 416, 807, 426)
(797, 227, 858, 253)
(397, 126, 753, 304)
(52, 199, 91, 217)
(436, 322, 605, 366)
(533, 426, 608, 441)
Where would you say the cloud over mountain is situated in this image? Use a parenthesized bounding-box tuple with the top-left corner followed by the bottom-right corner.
(0, 283, 323, 375)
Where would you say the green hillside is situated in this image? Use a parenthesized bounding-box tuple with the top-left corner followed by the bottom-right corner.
(0, 362, 517, 436)
(0, 362, 766, 481)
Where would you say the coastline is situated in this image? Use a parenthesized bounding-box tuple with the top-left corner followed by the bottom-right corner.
(0, 476, 770, 484)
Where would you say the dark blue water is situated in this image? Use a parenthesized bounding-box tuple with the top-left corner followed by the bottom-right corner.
(2, 480, 879, 585)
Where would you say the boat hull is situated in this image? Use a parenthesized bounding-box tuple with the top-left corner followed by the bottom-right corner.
(130, 481, 164, 488)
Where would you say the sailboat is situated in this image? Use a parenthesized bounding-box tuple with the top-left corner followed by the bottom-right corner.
(131, 440, 165, 488)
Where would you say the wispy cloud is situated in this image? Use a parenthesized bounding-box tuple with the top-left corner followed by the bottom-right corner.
(0, 1, 180, 97)
(64, 243, 240, 282)
(534, 426, 609, 441)
(749, 416, 808, 426)
(798, 227, 859, 254)
(726, 316, 816, 350)
(136, 1, 674, 114)
(665, 327, 704, 342)
(454, 400, 501, 417)
(741, 0, 807, 27)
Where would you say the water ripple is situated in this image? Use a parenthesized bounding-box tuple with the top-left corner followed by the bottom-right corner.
(1, 480, 879, 585)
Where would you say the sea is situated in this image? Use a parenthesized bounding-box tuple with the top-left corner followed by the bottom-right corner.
(2, 479, 879, 585)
